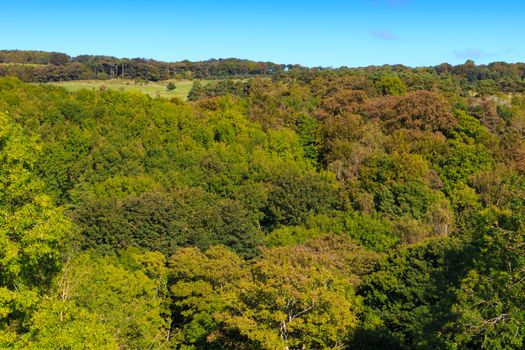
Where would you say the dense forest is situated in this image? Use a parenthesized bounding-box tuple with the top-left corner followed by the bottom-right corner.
(1, 51, 525, 349)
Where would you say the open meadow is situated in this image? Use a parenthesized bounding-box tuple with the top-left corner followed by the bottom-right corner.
(46, 79, 198, 99)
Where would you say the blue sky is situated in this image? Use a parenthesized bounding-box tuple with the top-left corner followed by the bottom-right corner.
(1, 0, 523, 67)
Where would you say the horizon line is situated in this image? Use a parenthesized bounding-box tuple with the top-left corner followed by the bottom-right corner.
(2, 48, 524, 71)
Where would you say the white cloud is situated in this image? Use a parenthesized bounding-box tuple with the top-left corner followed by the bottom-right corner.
(370, 30, 398, 41)
(453, 48, 496, 60)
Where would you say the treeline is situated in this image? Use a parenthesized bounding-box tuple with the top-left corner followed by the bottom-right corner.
(188, 62, 525, 102)
(1, 50, 525, 93)
(0, 61, 525, 349)
(0, 50, 286, 82)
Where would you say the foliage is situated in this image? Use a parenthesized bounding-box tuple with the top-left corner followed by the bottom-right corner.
(25, 250, 168, 349)
(444, 210, 525, 349)
(0, 52, 524, 348)
(355, 238, 471, 349)
(168, 237, 375, 349)
(166, 82, 176, 91)
(375, 76, 407, 96)
(0, 114, 71, 346)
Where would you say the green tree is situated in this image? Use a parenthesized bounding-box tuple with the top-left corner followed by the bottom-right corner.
(167, 82, 177, 91)
(76, 189, 264, 258)
(168, 246, 246, 349)
(168, 238, 375, 350)
(376, 76, 407, 96)
(26, 250, 168, 349)
(355, 238, 471, 349)
(219, 241, 364, 349)
(445, 210, 525, 349)
(0, 113, 72, 346)
(188, 80, 205, 101)
(262, 170, 340, 229)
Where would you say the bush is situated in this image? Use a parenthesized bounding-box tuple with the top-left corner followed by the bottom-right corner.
(167, 82, 176, 91)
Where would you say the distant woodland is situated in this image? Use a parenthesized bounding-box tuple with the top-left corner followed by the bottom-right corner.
(1, 50, 525, 349)
(1, 49, 525, 91)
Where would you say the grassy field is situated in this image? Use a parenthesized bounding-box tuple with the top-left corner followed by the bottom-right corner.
(0, 63, 48, 67)
(46, 79, 197, 100)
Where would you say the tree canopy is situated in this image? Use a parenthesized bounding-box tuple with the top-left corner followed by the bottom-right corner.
(0, 53, 525, 348)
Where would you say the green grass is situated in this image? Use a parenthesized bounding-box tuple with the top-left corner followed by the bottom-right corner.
(0, 62, 48, 67)
(46, 79, 199, 100)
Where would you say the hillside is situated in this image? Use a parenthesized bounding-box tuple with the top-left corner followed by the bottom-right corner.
(1, 55, 525, 349)
(1, 50, 525, 93)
